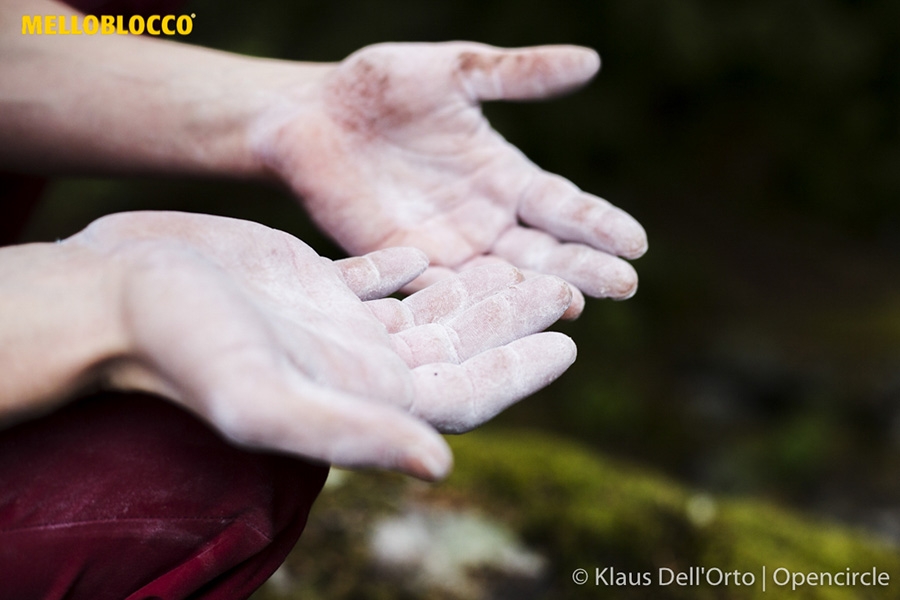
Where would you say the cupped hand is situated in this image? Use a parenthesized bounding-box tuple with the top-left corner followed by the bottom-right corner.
(255, 42, 647, 318)
(68, 212, 575, 480)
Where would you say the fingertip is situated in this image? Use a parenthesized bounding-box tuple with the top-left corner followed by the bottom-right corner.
(581, 254, 640, 300)
(561, 284, 585, 320)
(612, 213, 648, 259)
(459, 44, 603, 101)
(324, 407, 453, 480)
(404, 247, 431, 272)
(550, 274, 574, 306)
(540, 332, 578, 373)
(529, 274, 575, 321)
(629, 235, 649, 260)
(401, 437, 454, 481)
(370, 246, 430, 282)
(536, 44, 601, 83)
(577, 46, 601, 78)
(611, 262, 639, 300)
(551, 44, 602, 90)
(337, 248, 428, 300)
(555, 331, 578, 365)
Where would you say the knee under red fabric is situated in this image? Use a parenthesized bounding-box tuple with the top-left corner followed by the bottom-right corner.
(0, 393, 329, 600)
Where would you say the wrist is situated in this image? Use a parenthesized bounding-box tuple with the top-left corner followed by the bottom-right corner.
(0, 240, 126, 424)
(240, 59, 334, 183)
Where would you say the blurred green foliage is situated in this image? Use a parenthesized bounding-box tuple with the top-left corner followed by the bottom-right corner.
(23, 0, 900, 544)
(255, 430, 900, 599)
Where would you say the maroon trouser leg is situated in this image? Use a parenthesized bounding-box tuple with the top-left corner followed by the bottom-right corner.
(0, 392, 328, 600)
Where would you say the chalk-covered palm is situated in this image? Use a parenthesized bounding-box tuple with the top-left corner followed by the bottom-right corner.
(69, 212, 575, 480)
(256, 42, 648, 318)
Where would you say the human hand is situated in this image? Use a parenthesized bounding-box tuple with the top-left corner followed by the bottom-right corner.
(254, 42, 648, 318)
(51, 212, 575, 480)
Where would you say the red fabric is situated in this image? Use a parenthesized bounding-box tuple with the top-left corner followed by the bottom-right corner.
(0, 173, 46, 246)
(0, 393, 329, 600)
(2, 3, 330, 597)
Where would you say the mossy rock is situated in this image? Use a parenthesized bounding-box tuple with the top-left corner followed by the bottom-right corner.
(253, 429, 899, 599)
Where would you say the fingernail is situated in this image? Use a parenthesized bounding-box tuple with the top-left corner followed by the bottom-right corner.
(407, 441, 453, 481)
(561, 285, 584, 320)
(605, 210, 648, 259)
(598, 260, 639, 300)
(580, 48, 601, 76)
(613, 263, 639, 300)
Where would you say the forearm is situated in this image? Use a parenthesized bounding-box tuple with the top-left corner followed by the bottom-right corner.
(0, 0, 328, 178)
(0, 240, 124, 424)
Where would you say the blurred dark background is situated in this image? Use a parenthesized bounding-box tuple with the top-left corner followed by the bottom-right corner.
(22, 0, 900, 540)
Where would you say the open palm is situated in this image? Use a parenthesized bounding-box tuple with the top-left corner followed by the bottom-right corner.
(258, 42, 647, 317)
(70, 212, 575, 480)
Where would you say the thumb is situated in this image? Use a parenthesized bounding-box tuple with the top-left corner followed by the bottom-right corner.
(206, 375, 454, 481)
(454, 43, 600, 102)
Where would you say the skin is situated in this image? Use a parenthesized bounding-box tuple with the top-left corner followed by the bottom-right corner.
(0, 212, 576, 480)
(1, 0, 647, 317)
(0, 0, 647, 477)
(255, 42, 647, 311)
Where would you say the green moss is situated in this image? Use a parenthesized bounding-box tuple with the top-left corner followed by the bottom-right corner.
(445, 430, 899, 599)
(254, 429, 899, 599)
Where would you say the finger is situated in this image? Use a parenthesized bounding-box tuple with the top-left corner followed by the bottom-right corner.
(409, 332, 577, 433)
(374, 260, 526, 333)
(400, 255, 514, 295)
(391, 274, 571, 367)
(518, 173, 648, 259)
(391, 323, 460, 367)
(364, 298, 415, 334)
(400, 265, 457, 295)
(518, 267, 585, 320)
(336, 247, 429, 301)
(439, 274, 572, 360)
(400, 255, 584, 318)
(493, 226, 639, 299)
(208, 375, 453, 481)
(562, 286, 585, 320)
(384, 255, 524, 333)
(454, 43, 601, 102)
(403, 259, 585, 320)
(402, 263, 525, 325)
